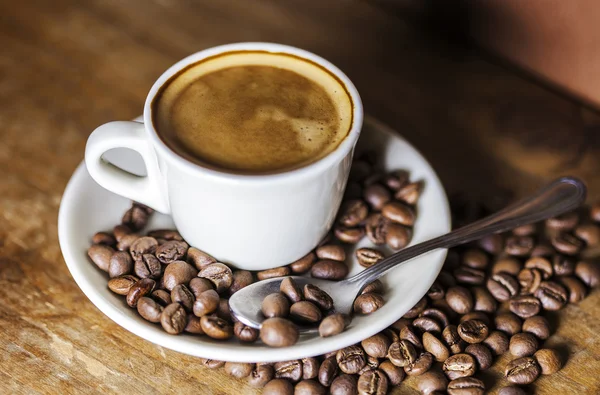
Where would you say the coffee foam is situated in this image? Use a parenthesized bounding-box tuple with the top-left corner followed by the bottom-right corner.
(153, 51, 353, 173)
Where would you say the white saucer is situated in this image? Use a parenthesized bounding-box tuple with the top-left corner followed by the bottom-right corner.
(58, 116, 451, 363)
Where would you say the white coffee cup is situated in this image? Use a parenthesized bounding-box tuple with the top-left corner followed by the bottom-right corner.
(85, 42, 363, 270)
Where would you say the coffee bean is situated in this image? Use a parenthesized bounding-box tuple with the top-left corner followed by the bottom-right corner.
(459, 312, 490, 326)
(274, 360, 302, 382)
(575, 223, 600, 246)
(318, 313, 349, 337)
(223, 271, 252, 296)
(290, 252, 316, 274)
(512, 331, 541, 360)
(505, 356, 541, 384)
(92, 231, 116, 246)
(233, 321, 258, 342)
(364, 184, 392, 210)
(591, 201, 600, 222)
(216, 298, 231, 322)
(482, 330, 509, 356)
(151, 289, 172, 306)
(147, 229, 183, 242)
(112, 224, 133, 242)
(557, 276, 587, 303)
(247, 365, 274, 387)
(518, 268, 542, 295)
(160, 303, 187, 334)
(302, 357, 319, 380)
(87, 244, 114, 272)
(330, 374, 356, 394)
(385, 224, 411, 250)
(334, 226, 365, 244)
(465, 343, 492, 370)
(522, 316, 550, 340)
(304, 284, 333, 310)
(552, 233, 583, 255)
(575, 260, 600, 287)
(186, 247, 216, 270)
(360, 333, 391, 358)
(471, 286, 497, 313)
(108, 274, 139, 295)
(513, 223, 537, 236)
(457, 320, 488, 344)
(391, 318, 412, 332)
(404, 351, 434, 376)
(136, 296, 163, 323)
(276, 277, 302, 303)
(382, 328, 399, 344)
(108, 251, 133, 278)
(416, 370, 448, 395)
(316, 245, 346, 262)
(487, 272, 519, 302)
(534, 348, 562, 375)
(256, 266, 291, 281)
(129, 236, 158, 261)
(338, 200, 369, 228)
(387, 340, 417, 367)
(170, 284, 194, 312)
(192, 289, 219, 317)
(379, 360, 405, 384)
(199, 359, 225, 369)
(491, 257, 523, 276)
(552, 255, 576, 277)
(224, 362, 254, 379)
(454, 267, 486, 285)
(442, 353, 476, 380)
(155, 240, 188, 264)
(337, 345, 366, 374)
(403, 297, 427, 318)
(498, 386, 527, 395)
(420, 308, 450, 328)
(423, 332, 450, 362)
(262, 293, 290, 319)
(414, 317, 442, 334)
(127, 278, 156, 307)
(534, 280, 568, 310)
(357, 368, 388, 395)
(311, 259, 348, 280)
(477, 233, 504, 255)
(447, 377, 485, 395)
(523, 257, 553, 280)
(427, 281, 445, 300)
(462, 249, 488, 270)
(362, 280, 385, 295)
(162, 261, 198, 291)
(318, 356, 339, 387)
(366, 213, 388, 245)
(117, 234, 139, 252)
(546, 211, 579, 231)
(443, 325, 466, 354)
(295, 380, 326, 395)
(260, 317, 298, 347)
(184, 314, 204, 334)
(382, 201, 415, 226)
(356, 248, 385, 268)
(198, 262, 233, 293)
(395, 181, 421, 205)
(200, 315, 233, 340)
(509, 295, 541, 318)
(133, 254, 161, 280)
(505, 236, 534, 256)
(354, 293, 384, 314)
(289, 301, 321, 324)
(188, 277, 213, 298)
(121, 204, 151, 230)
(263, 378, 294, 395)
(384, 170, 409, 191)
(400, 325, 424, 349)
(446, 287, 473, 314)
(495, 313, 522, 336)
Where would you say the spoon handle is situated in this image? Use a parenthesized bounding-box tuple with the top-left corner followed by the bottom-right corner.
(348, 177, 587, 289)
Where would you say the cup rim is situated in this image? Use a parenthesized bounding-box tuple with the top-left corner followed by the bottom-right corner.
(143, 42, 363, 184)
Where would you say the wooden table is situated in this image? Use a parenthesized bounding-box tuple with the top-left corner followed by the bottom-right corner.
(1, 0, 599, 393)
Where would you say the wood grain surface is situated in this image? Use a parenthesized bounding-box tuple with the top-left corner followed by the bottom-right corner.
(1, 0, 599, 394)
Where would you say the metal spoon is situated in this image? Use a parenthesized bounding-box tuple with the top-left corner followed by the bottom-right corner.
(229, 177, 586, 333)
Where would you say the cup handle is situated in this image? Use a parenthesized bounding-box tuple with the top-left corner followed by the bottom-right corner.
(85, 121, 170, 213)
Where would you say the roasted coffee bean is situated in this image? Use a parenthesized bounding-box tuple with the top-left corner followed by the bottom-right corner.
(117, 234, 139, 252)
(155, 240, 188, 264)
(534, 348, 562, 375)
(382, 201, 415, 226)
(147, 229, 183, 241)
(495, 313, 522, 336)
(361, 333, 392, 358)
(552, 255, 575, 277)
(233, 321, 259, 342)
(290, 301, 322, 324)
(137, 296, 163, 323)
(551, 233, 583, 255)
(261, 293, 290, 318)
(443, 325, 466, 355)
(278, 277, 303, 303)
(391, 318, 412, 332)
(295, 380, 326, 395)
(151, 289, 172, 306)
(487, 273, 519, 302)
(354, 293, 384, 314)
(356, 248, 385, 268)
(491, 257, 523, 276)
(557, 276, 587, 303)
(404, 351, 433, 376)
(200, 315, 233, 340)
(442, 353, 476, 380)
(423, 332, 450, 362)
(513, 223, 537, 236)
(134, 254, 162, 279)
(362, 280, 385, 295)
(483, 330, 509, 356)
(382, 328, 399, 344)
(87, 244, 114, 272)
(432, 298, 458, 321)
(546, 211, 579, 231)
(459, 312, 490, 327)
(385, 223, 411, 250)
(318, 313, 349, 337)
(522, 316, 551, 340)
(127, 278, 156, 307)
(477, 233, 504, 255)
(403, 297, 427, 319)
(290, 252, 316, 274)
(384, 170, 409, 191)
(318, 356, 339, 387)
(216, 298, 231, 323)
(471, 286, 497, 313)
(575, 260, 600, 287)
(92, 231, 116, 246)
(186, 247, 216, 270)
(108, 274, 139, 295)
(400, 325, 424, 349)
(575, 223, 600, 246)
(462, 249, 488, 270)
(416, 370, 448, 395)
(170, 284, 194, 312)
(260, 317, 298, 347)
(108, 251, 133, 278)
(129, 237, 158, 260)
(184, 314, 204, 334)
(160, 303, 187, 334)
(454, 267, 485, 285)
(414, 317, 442, 333)
(199, 359, 225, 369)
(427, 281, 445, 300)
(524, 256, 553, 279)
(457, 320, 488, 344)
(366, 213, 388, 245)
(316, 245, 346, 262)
(591, 201, 600, 222)
(192, 289, 219, 317)
(531, 242, 554, 257)
(337, 345, 367, 374)
(505, 236, 534, 256)
(311, 259, 348, 280)
(505, 356, 541, 384)
(534, 280, 568, 310)
(248, 364, 275, 388)
(465, 343, 492, 370)
(263, 378, 294, 395)
(447, 377, 485, 395)
(379, 360, 405, 384)
(364, 184, 392, 211)
(395, 181, 421, 205)
(188, 277, 213, 298)
(274, 360, 302, 382)
(162, 261, 198, 291)
(256, 266, 291, 280)
(302, 357, 319, 380)
(498, 386, 527, 395)
(330, 374, 357, 394)
(334, 226, 365, 244)
(388, 340, 417, 367)
(446, 287, 473, 314)
(509, 332, 539, 357)
(518, 268, 543, 295)
(224, 362, 254, 379)
(121, 204, 150, 230)
(112, 224, 133, 241)
(226, 270, 253, 295)
(198, 263, 233, 293)
(510, 295, 541, 318)
(338, 200, 369, 227)
(420, 308, 450, 328)
(357, 368, 388, 395)
(304, 284, 333, 310)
